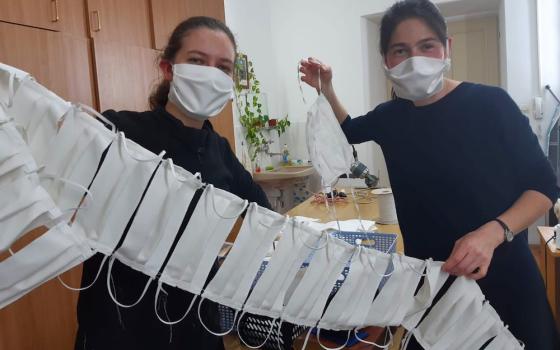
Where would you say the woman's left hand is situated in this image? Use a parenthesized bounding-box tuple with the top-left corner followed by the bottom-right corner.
(442, 220, 505, 280)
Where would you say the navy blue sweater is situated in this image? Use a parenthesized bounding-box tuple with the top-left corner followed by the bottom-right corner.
(342, 82, 559, 349)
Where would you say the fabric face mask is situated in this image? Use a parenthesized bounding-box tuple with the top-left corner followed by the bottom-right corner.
(0, 174, 60, 252)
(318, 246, 392, 331)
(168, 63, 233, 120)
(363, 254, 426, 327)
(243, 221, 325, 319)
(76, 132, 165, 255)
(203, 203, 287, 310)
(412, 276, 485, 349)
(0, 119, 37, 184)
(306, 94, 354, 187)
(41, 105, 116, 210)
(384, 55, 451, 101)
(282, 236, 355, 327)
(0, 63, 29, 107)
(0, 221, 93, 309)
(159, 184, 248, 296)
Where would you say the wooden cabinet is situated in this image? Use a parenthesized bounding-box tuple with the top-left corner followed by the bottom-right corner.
(537, 226, 560, 332)
(151, 0, 225, 50)
(0, 21, 95, 107)
(93, 40, 160, 112)
(0, 0, 87, 36)
(86, 0, 153, 48)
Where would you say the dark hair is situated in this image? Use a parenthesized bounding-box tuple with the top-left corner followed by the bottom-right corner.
(379, 0, 447, 56)
(149, 16, 237, 110)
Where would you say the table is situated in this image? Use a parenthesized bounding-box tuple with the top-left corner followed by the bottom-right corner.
(537, 226, 560, 331)
(287, 189, 403, 349)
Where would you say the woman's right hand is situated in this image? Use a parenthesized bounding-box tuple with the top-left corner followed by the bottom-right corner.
(299, 57, 333, 93)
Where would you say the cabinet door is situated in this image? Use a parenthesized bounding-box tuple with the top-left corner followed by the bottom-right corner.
(0, 21, 96, 107)
(93, 40, 160, 112)
(0, 0, 61, 31)
(86, 0, 153, 48)
(151, 0, 225, 50)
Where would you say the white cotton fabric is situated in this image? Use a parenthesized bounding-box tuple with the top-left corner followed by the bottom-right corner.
(363, 254, 426, 327)
(0, 221, 93, 308)
(203, 203, 287, 310)
(306, 94, 354, 187)
(243, 221, 324, 319)
(159, 185, 248, 296)
(76, 132, 164, 255)
(282, 237, 355, 327)
(318, 246, 392, 331)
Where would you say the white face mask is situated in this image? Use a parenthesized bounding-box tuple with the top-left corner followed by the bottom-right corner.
(243, 221, 324, 319)
(168, 63, 233, 120)
(307, 94, 354, 187)
(0, 174, 60, 252)
(76, 132, 165, 255)
(282, 237, 355, 327)
(0, 222, 93, 309)
(202, 203, 287, 310)
(384, 55, 451, 102)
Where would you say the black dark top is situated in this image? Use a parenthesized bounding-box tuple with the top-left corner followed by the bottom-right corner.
(75, 107, 270, 350)
(342, 82, 559, 349)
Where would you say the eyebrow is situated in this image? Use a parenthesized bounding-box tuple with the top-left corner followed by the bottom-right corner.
(186, 50, 234, 65)
(389, 37, 440, 49)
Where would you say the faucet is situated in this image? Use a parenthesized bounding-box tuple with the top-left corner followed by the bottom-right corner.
(260, 140, 283, 156)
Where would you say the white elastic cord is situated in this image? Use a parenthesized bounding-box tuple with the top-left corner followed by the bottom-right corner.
(7, 72, 15, 107)
(297, 226, 329, 251)
(167, 158, 203, 186)
(119, 132, 166, 162)
(354, 326, 393, 348)
(316, 328, 351, 350)
(300, 327, 314, 350)
(78, 103, 116, 132)
(208, 184, 249, 219)
(197, 296, 238, 336)
(154, 280, 198, 325)
(276, 319, 284, 350)
(322, 188, 341, 232)
(349, 186, 367, 232)
(366, 249, 394, 278)
(39, 171, 94, 208)
(402, 256, 428, 277)
(400, 330, 414, 350)
(106, 255, 152, 308)
(236, 311, 277, 349)
(57, 254, 108, 291)
(297, 62, 307, 104)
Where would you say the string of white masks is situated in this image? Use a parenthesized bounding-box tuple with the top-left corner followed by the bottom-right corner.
(0, 62, 523, 350)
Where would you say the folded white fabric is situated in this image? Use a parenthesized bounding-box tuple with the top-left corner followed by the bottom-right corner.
(0, 221, 93, 309)
(159, 184, 248, 296)
(282, 236, 355, 327)
(40, 105, 116, 210)
(0, 117, 37, 185)
(243, 221, 324, 319)
(76, 132, 164, 255)
(0, 63, 29, 107)
(203, 203, 287, 310)
(318, 246, 391, 331)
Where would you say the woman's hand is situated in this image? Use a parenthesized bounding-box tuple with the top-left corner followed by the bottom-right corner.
(299, 57, 333, 93)
(442, 221, 504, 280)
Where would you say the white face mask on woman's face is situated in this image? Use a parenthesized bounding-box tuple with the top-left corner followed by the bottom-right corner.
(168, 63, 234, 121)
(385, 54, 451, 102)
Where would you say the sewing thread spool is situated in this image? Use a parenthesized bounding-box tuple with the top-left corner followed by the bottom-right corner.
(372, 188, 398, 224)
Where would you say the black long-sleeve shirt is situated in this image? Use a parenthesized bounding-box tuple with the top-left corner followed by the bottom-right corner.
(76, 107, 270, 350)
(341, 82, 559, 349)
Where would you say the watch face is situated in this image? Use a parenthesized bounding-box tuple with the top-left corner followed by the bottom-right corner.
(505, 229, 514, 242)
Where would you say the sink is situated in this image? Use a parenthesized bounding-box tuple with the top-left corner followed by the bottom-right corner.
(253, 165, 314, 182)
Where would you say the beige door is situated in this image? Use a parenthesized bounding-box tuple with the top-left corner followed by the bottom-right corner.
(447, 15, 500, 86)
(386, 15, 501, 99)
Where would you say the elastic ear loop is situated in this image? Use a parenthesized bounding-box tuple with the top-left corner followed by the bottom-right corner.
(349, 185, 367, 232)
(402, 260, 440, 321)
(119, 131, 166, 162)
(77, 103, 116, 133)
(208, 184, 249, 219)
(106, 255, 153, 308)
(197, 296, 238, 336)
(236, 311, 277, 349)
(354, 326, 393, 349)
(57, 255, 109, 291)
(366, 248, 395, 278)
(401, 255, 429, 277)
(154, 279, 199, 325)
(316, 328, 351, 350)
(167, 158, 203, 186)
(400, 330, 414, 350)
(297, 62, 307, 104)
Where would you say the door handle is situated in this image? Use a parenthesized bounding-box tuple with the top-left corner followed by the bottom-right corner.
(51, 0, 59, 22)
(91, 10, 101, 32)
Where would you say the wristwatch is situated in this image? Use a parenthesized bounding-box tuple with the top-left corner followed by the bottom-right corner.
(493, 218, 514, 242)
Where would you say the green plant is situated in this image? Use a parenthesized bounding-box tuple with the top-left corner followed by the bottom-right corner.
(234, 54, 290, 160)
